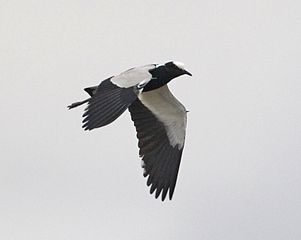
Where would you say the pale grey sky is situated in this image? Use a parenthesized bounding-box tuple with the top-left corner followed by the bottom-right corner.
(0, 0, 301, 239)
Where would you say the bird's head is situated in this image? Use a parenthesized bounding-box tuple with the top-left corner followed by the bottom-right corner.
(145, 61, 192, 91)
(164, 61, 192, 78)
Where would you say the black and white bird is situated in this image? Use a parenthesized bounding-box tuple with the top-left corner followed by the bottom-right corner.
(68, 61, 192, 201)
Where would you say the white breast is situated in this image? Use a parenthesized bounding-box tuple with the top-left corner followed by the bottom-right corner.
(138, 85, 187, 149)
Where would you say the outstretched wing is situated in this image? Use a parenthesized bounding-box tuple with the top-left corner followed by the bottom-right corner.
(82, 78, 138, 130)
(129, 85, 187, 201)
(82, 64, 156, 130)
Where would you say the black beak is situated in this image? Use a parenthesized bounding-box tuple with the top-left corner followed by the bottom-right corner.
(184, 70, 192, 76)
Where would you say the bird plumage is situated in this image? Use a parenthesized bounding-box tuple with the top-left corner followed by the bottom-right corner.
(68, 61, 192, 201)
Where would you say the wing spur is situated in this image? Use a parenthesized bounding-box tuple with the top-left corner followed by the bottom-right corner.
(129, 86, 187, 201)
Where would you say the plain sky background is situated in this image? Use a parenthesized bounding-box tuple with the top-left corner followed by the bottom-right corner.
(0, 0, 300, 239)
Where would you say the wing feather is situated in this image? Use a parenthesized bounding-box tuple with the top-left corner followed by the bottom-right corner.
(129, 86, 187, 201)
(82, 79, 138, 130)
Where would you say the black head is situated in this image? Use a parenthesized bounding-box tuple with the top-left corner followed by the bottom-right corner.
(164, 61, 192, 77)
(144, 61, 192, 92)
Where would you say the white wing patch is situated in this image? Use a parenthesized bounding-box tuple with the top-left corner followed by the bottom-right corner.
(172, 61, 185, 70)
(138, 85, 187, 149)
(111, 64, 156, 88)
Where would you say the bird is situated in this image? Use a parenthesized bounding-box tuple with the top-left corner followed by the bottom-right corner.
(68, 61, 192, 201)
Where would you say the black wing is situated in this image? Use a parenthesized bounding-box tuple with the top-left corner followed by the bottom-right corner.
(129, 87, 187, 201)
(82, 79, 138, 130)
(69, 64, 157, 130)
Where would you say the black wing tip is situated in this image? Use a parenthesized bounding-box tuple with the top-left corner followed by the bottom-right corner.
(81, 116, 112, 131)
(152, 185, 173, 202)
(83, 126, 91, 131)
(144, 173, 174, 202)
(169, 187, 175, 200)
(82, 122, 94, 131)
(141, 149, 181, 202)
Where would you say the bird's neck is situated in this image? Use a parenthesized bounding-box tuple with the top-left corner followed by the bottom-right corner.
(143, 66, 176, 92)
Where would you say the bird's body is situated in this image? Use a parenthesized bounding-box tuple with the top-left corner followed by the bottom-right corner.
(68, 61, 192, 201)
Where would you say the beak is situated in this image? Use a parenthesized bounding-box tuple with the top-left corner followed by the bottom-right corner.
(184, 70, 192, 76)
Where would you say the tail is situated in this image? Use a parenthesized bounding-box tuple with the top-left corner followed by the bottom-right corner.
(68, 85, 97, 110)
(68, 99, 90, 110)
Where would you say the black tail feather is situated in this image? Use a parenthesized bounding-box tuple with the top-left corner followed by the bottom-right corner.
(67, 99, 90, 110)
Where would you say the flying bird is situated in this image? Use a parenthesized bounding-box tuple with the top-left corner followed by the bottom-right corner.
(68, 61, 192, 201)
